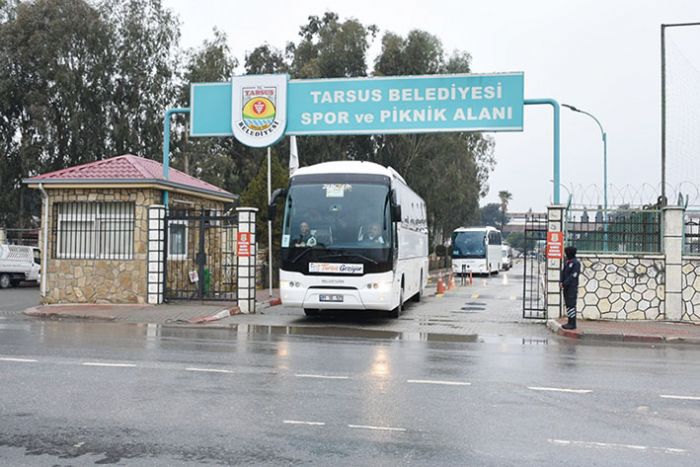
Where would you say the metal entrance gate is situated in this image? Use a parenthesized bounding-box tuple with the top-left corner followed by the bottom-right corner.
(522, 213, 548, 319)
(163, 209, 237, 301)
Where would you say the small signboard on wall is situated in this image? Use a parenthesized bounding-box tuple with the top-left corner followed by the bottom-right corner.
(237, 232, 252, 257)
(546, 231, 564, 260)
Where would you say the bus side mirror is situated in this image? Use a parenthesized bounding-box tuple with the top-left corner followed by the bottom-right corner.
(268, 188, 287, 222)
(391, 205, 402, 222)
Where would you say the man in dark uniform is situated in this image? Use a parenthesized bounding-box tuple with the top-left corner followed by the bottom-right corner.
(560, 246, 581, 330)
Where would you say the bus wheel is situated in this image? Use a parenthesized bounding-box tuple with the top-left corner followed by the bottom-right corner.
(413, 271, 423, 302)
(390, 286, 404, 319)
(304, 308, 320, 317)
(0, 274, 10, 289)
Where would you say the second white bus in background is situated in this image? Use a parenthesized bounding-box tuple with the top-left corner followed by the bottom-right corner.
(451, 226, 502, 275)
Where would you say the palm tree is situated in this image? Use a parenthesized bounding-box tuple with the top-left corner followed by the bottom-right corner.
(498, 190, 512, 230)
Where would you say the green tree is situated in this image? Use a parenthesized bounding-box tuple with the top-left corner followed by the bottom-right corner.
(101, 0, 180, 158)
(480, 203, 502, 227)
(506, 231, 525, 251)
(498, 190, 512, 229)
(239, 152, 289, 259)
(372, 29, 495, 244)
(0, 0, 114, 227)
(171, 28, 260, 196)
(245, 44, 288, 75)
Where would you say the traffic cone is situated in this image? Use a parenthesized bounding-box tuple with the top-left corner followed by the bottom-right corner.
(448, 273, 456, 290)
(436, 275, 446, 296)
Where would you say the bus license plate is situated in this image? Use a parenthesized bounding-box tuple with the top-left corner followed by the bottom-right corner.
(320, 294, 344, 302)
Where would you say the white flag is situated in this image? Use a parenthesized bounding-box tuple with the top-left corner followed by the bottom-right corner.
(289, 135, 299, 176)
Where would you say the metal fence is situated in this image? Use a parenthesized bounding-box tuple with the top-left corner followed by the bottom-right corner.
(1, 228, 39, 247)
(685, 213, 700, 255)
(565, 208, 662, 254)
(163, 209, 237, 301)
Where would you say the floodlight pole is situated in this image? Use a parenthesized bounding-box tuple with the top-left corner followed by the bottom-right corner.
(524, 99, 561, 205)
(661, 21, 700, 204)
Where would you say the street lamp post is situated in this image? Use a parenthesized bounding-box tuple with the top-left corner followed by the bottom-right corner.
(562, 104, 608, 223)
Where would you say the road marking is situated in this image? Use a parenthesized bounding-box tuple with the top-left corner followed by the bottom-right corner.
(502, 273, 508, 285)
(348, 424, 406, 432)
(81, 362, 137, 368)
(528, 386, 592, 394)
(295, 374, 349, 380)
(660, 394, 700, 401)
(510, 295, 517, 301)
(471, 293, 479, 299)
(185, 367, 234, 374)
(407, 379, 471, 386)
(0, 357, 37, 363)
(283, 420, 326, 426)
(548, 439, 688, 454)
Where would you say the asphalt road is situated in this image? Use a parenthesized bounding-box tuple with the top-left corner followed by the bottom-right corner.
(1, 319, 699, 466)
(0, 285, 40, 315)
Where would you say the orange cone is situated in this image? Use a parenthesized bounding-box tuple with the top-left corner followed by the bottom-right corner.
(448, 273, 456, 290)
(436, 275, 446, 296)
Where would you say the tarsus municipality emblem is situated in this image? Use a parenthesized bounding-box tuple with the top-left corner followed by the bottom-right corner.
(232, 74, 287, 147)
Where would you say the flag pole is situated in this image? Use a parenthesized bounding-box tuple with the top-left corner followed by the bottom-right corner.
(267, 146, 273, 298)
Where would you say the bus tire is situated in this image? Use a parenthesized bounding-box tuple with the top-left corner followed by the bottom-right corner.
(304, 308, 320, 317)
(0, 273, 11, 289)
(390, 285, 404, 319)
(413, 270, 423, 302)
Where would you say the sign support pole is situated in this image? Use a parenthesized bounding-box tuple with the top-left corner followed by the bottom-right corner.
(524, 99, 561, 205)
(267, 146, 273, 297)
(161, 107, 191, 206)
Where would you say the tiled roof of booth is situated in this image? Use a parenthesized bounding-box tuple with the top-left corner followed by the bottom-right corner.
(24, 154, 235, 200)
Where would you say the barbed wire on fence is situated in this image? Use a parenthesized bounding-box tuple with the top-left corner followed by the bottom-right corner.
(553, 182, 700, 209)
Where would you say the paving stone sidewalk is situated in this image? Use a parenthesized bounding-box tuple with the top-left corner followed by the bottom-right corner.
(547, 318, 700, 344)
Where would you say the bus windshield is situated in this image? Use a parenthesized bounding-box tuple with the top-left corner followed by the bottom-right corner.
(452, 231, 486, 258)
(282, 181, 391, 250)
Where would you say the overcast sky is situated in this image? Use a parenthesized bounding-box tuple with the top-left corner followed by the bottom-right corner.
(164, 0, 700, 211)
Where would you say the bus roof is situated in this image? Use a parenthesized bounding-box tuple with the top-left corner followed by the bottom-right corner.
(453, 226, 500, 233)
(292, 161, 406, 184)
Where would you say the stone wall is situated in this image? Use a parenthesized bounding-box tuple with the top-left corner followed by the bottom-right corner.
(577, 254, 665, 320)
(681, 258, 700, 321)
(42, 188, 159, 304)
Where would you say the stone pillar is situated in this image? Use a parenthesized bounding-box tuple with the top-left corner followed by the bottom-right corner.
(147, 205, 166, 305)
(547, 205, 566, 319)
(663, 206, 684, 320)
(237, 207, 258, 314)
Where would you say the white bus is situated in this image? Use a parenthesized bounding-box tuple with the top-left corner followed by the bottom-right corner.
(451, 226, 502, 275)
(269, 161, 429, 318)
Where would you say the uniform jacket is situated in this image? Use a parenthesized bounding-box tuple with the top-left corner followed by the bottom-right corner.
(560, 258, 581, 291)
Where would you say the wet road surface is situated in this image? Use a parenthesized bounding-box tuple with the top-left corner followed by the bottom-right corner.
(1, 320, 699, 465)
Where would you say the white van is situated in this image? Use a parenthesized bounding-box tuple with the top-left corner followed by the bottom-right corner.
(0, 244, 40, 288)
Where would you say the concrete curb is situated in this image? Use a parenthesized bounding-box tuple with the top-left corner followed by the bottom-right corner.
(23, 306, 116, 322)
(188, 306, 241, 324)
(546, 319, 700, 345)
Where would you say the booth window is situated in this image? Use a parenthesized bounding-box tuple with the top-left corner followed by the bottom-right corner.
(53, 202, 135, 259)
(168, 220, 188, 260)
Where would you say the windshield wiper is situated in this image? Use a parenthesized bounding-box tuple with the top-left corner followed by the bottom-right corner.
(292, 245, 326, 263)
(317, 252, 378, 265)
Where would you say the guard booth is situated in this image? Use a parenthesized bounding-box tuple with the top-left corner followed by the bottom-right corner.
(25, 154, 238, 305)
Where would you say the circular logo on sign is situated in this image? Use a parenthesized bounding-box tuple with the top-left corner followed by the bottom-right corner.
(242, 97, 276, 131)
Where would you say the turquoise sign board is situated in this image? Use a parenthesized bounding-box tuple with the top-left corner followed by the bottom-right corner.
(190, 72, 523, 138)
